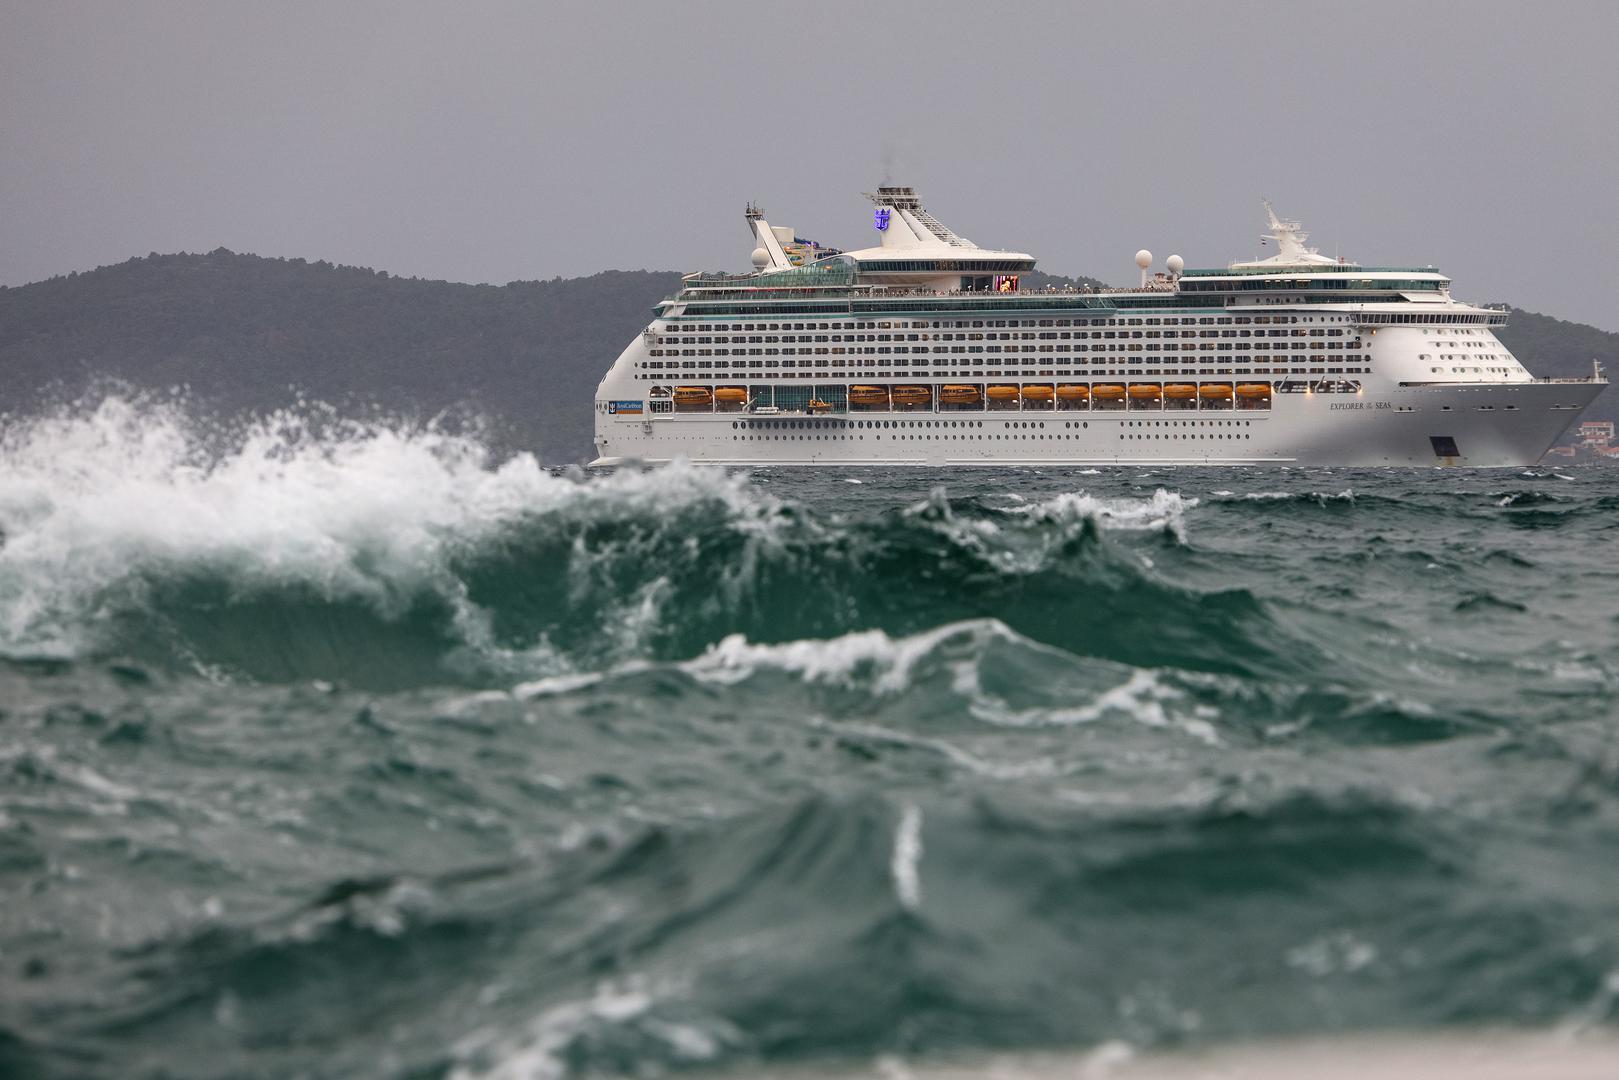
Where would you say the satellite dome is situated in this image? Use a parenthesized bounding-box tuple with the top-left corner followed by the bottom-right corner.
(1135, 249, 1153, 269)
(751, 247, 770, 269)
(1166, 254, 1185, 273)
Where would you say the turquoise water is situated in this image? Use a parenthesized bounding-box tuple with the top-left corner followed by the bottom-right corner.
(2, 398, 1618, 1078)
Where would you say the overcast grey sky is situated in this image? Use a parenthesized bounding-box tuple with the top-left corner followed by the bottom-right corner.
(4, 1, 1619, 329)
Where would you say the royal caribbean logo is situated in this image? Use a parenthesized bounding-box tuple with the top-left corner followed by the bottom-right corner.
(874, 208, 891, 231)
(608, 400, 642, 415)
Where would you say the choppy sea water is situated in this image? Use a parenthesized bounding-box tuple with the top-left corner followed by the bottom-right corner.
(3, 397, 1618, 1079)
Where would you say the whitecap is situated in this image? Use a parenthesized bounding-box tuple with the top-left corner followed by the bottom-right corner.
(1002, 488, 1197, 543)
(977, 668, 1222, 745)
(683, 619, 1015, 693)
(0, 395, 783, 665)
(890, 804, 923, 911)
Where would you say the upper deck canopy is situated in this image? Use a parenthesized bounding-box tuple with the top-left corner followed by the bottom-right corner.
(704, 189, 1461, 306)
(833, 187, 1034, 281)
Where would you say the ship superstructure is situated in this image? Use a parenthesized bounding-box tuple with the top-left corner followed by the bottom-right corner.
(591, 188, 1605, 466)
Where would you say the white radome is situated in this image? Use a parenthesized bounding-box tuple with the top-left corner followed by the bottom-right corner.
(751, 247, 770, 269)
(1166, 254, 1185, 273)
(1134, 249, 1153, 269)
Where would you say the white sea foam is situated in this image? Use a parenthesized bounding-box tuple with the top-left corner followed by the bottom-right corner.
(1285, 931, 1378, 977)
(449, 976, 732, 1080)
(1004, 489, 1196, 543)
(512, 671, 607, 699)
(0, 396, 774, 662)
(975, 668, 1222, 745)
(683, 619, 1016, 692)
(899, 487, 1196, 576)
(1209, 490, 1293, 502)
(891, 804, 924, 911)
(685, 621, 1223, 745)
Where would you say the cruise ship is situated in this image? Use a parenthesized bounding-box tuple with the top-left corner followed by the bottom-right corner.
(591, 188, 1605, 467)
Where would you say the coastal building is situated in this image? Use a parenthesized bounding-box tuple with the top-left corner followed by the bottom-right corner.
(1576, 420, 1614, 452)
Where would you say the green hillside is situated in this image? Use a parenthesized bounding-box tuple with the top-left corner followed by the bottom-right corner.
(0, 251, 680, 462)
(0, 251, 1611, 462)
(1494, 307, 1617, 418)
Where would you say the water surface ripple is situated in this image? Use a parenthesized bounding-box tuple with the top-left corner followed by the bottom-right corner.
(2, 399, 1617, 1078)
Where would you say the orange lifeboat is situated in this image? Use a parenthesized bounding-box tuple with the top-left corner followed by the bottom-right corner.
(807, 397, 832, 412)
(1092, 384, 1126, 400)
(1056, 384, 1091, 400)
(1128, 383, 1162, 400)
(673, 386, 713, 406)
(714, 386, 748, 403)
(891, 386, 931, 407)
(1163, 383, 1198, 400)
(939, 385, 982, 405)
(1021, 385, 1055, 402)
(986, 385, 1021, 401)
(1236, 383, 1272, 399)
(1199, 383, 1234, 400)
(848, 385, 889, 407)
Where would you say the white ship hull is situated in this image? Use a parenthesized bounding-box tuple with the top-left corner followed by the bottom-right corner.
(589, 188, 1608, 468)
(593, 381, 1600, 468)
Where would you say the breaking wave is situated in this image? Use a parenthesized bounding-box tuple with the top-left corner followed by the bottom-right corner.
(0, 397, 1315, 688)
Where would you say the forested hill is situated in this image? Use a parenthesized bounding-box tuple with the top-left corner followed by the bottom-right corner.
(1493, 309, 1618, 439)
(0, 250, 1612, 463)
(0, 251, 681, 462)
(1492, 307, 1616, 383)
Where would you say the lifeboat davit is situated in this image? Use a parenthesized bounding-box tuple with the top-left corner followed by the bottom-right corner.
(891, 386, 931, 406)
(940, 385, 981, 405)
(1199, 383, 1235, 399)
(673, 386, 713, 406)
(1236, 383, 1273, 399)
(1056, 384, 1090, 400)
(986, 385, 1021, 401)
(1163, 383, 1198, 400)
(1092, 384, 1126, 400)
(1021, 385, 1055, 402)
(1128, 384, 1162, 400)
(848, 385, 889, 406)
(714, 386, 748, 403)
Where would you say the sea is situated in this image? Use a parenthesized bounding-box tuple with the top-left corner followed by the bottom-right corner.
(3, 396, 1618, 1079)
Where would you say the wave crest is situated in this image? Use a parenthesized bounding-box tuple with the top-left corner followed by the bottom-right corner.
(0, 397, 1331, 688)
